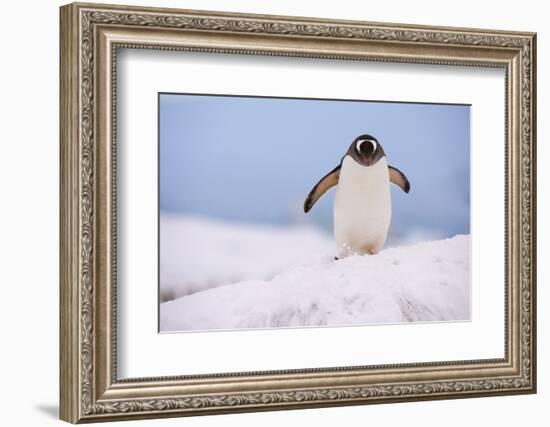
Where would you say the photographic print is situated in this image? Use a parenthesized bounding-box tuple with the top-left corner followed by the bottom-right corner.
(159, 93, 471, 333)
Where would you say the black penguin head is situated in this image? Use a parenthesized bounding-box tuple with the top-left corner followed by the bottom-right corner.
(347, 134, 386, 167)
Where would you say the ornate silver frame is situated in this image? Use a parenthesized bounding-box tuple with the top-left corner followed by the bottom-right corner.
(60, 2, 536, 423)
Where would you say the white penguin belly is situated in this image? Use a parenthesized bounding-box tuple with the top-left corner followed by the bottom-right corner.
(334, 156, 391, 257)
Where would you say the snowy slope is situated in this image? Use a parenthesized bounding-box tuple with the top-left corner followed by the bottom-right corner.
(160, 214, 335, 301)
(160, 235, 470, 332)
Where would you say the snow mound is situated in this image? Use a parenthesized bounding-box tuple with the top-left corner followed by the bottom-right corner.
(160, 235, 470, 332)
(160, 214, 334, 302)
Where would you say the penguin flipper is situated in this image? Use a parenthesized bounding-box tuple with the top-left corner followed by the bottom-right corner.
(303, 165, 341, 213)
(389, 165, 410, 193)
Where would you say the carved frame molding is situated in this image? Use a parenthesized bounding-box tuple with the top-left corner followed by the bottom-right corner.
(60, 2, 536, 423)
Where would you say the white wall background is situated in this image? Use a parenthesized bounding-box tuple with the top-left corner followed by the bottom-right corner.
(0, 0, 545, 425)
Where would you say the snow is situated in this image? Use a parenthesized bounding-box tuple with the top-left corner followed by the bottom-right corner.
(160, 215, 470, 332)
(160, 214, 335, 302)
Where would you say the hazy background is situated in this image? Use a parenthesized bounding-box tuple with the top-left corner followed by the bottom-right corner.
(159, 93, 470, 245)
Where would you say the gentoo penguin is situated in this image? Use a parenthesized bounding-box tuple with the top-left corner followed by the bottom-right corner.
(304, 134, 410, 258)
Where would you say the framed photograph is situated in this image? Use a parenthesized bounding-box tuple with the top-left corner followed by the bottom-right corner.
(60, 2, 537, 423)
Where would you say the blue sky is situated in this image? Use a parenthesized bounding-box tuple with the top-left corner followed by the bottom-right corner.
(159, 93, 470, 243)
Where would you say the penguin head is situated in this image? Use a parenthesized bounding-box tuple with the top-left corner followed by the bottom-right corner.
(347, 134, 386, 167)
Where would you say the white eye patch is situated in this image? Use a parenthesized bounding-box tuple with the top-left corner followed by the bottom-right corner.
(356, 139, 377, 153)
(370, 140, 378, 152)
